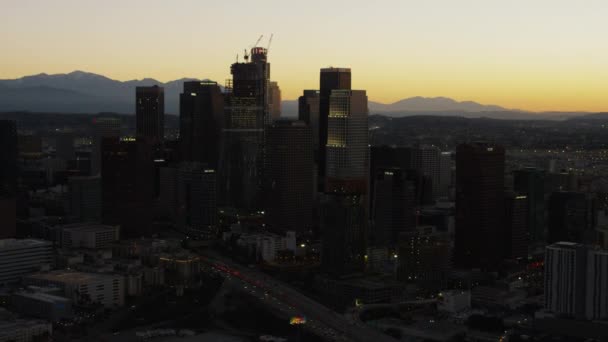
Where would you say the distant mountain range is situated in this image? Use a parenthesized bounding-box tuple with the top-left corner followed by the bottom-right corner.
(0, 71, 595, 120)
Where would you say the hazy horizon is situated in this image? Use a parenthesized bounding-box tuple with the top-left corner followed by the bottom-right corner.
(2, 0, 608, 112)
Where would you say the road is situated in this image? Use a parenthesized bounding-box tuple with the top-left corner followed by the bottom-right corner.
(202, 253, 397, 342)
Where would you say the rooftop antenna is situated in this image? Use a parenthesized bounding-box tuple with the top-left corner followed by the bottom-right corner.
(244, 49, 249, 62)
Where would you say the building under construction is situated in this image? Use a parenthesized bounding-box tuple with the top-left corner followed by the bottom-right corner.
(220, 43, 271, 210)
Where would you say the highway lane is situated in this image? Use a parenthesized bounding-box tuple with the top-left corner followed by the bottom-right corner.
(202, 254, 397, 342)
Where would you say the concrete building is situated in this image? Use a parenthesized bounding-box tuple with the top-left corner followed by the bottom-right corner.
(60, 223, 119, 249)
(544, 242, 587, 318)
(24, 271, 125, 308)
(0, 309, 52, 342)
(68, 176, 102, 222)
(438, 151, 452, 199)
(0, 239, 53, 286)
(586, 248, 608, 320)
(11, 290, 72, 321)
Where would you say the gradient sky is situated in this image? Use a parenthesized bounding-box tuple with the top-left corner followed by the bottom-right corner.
(1, 0, 607, 112)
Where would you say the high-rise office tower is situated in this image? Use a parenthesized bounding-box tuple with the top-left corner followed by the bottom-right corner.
(265, 120, 313, 235)
(179, 81, 223, 168)
(320, 193, 367, 276)
(68, 176, 102, 222)
(454, 142, 505, 270)
(325, 89, 369, 194)
(513, 167, 546, 244)
(547, 191, 597, 244)
(318, 68, 351, 192)
(544, 242, 587, 319)
(410, 146, 441, 200)
(371, 168, 415, 247)
(0, 120, 17, 239)
(220, 46, 270, 210)
(101, 138, 154, 237)
(91, 116, 122, 176)
(438, 151, 453, 199)
(321, 85, 369, 277)
(504, 191, 528, 260)
(136, 85, 164, 143)
(298, 90, 320, 156)
(177, 163, 217, 231)
(269, 81, 281, 121)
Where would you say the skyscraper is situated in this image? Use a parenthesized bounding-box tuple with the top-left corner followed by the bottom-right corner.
(136, 85, 165, 143)
(320, 85, 369, 277)
(503, 191, 528, 260)
(371, 168, 415, 247)
(513, 167, 546, 244)
(320, 193, 367, 276)
(269, 81, 281, 121)
(586, 249, 608, 320)
(220, 46, 270, 210)
(265, 120, 313, 235)
(0, 120, 17, 239)
(179, 81, 224, 168)
(454, 142, 505, 270)
(298, 90, 320, 155)
(325, 89, 369, 194)
(410, 146, 441, 201)
(318, 68, 351, 192)
(101, 138, 154, 237)
(544, 242, 587, 319)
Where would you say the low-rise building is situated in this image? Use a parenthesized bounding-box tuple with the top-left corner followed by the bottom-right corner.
(24, 270, 125, 308)
(0, 239, 53, 286)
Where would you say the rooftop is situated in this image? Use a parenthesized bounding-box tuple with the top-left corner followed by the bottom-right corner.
(0, 239, 52, 250)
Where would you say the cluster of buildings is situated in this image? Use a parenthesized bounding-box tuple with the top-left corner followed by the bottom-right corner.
(1, 40, 608, 341)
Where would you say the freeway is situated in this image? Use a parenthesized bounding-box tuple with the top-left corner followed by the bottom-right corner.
(202, 253, 397, 342)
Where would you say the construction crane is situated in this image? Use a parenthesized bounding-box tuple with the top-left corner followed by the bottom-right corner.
(244, 35, 264, 62)
(253, 35, 264, 48)
(266, 33, 274, 54)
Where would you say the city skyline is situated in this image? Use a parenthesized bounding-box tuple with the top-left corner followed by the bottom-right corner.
(2, 0, 608, 112)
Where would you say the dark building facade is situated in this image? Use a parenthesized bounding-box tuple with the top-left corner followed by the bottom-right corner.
(513, 167, 546, 244)
(298, 90, 320, 158)
(101, 138, 154, 237)
(504, 191, 529, 260)
(454, 142, 505, 271)
(177, 163, 217, 231)
(371, 168, 415, 247)
(136, 85, 164, 143)
(265, 120, 313, 235)
(547, 192, 597, 244)
(0, 120, 17, 238)
(320, 193, 367, 276)
(318, 68, 351, 192)
(220, 47, 270, 210)
(179, 81, 224, 168)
